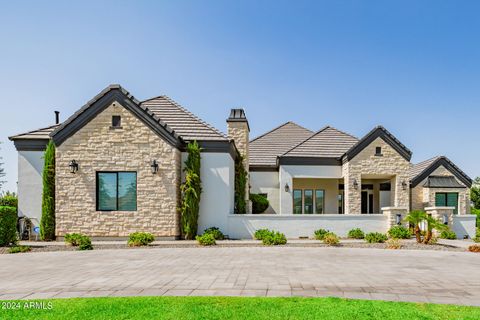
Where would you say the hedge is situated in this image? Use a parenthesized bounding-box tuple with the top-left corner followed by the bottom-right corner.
(0, 206, 17, 246)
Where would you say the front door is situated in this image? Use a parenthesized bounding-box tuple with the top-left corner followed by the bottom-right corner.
(361, 188, 374, 214)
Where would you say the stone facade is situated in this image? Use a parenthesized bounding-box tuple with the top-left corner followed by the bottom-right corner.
(55, 102, 181, 237)
(227, 119, 250, 207)
(343, 137, 410, 214)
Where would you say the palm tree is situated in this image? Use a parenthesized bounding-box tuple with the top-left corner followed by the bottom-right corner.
(404, 210, 427, 243)
(423, 215, 448, 244)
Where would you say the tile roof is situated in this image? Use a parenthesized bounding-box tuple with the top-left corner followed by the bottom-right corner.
(249, 122, 313, 167)
(9, 124, 60, 140)
(410, 156, 441, 180)
(282, 126, 359, 158)
(141, 96, 228, 141)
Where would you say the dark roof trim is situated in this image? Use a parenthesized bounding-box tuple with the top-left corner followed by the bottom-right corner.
(250, 165, 278, 172)
(192, 140, 237, 160)
(343, 126, 412, 162)
(11, 139, 49, 151)
(411, 156, 472, 188)
(278, 156, 341, 166)
(423, 176, 466, 189)
(226, 109, 250, 131)
(51, 85, 183, 148)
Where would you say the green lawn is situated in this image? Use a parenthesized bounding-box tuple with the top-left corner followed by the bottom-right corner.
(1, 296, 479, 320)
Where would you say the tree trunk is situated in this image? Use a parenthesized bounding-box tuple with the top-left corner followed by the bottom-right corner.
(424, 229, 432, 244)
(414, 225, 422, 243)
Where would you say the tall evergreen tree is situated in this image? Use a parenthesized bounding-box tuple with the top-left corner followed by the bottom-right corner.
(0, 142, 6, 192)
(40, 140, 56, 240)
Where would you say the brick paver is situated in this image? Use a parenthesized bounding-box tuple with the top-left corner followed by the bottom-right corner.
(0, 247, 479, 306)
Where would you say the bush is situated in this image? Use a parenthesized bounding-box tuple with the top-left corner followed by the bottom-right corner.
(250, 194, 269, 214)
(203, 227, 225, 240)
(8, 246, 31, 254)
(314, 229, 330, 240)
(0, 206, 17, 246)
(468, 245, 480, 253)
(254, 229, 273, 240)
(0, 195, 18, 209)
(40, 140, 56, 241)
(388, 226, 411, 239)
(65, 233, 93, 250)
(472, 208, 480, 227)
(79, 236, 93, 250)
(262, 231, 287, 246)
(347, 228, 364, 239)
(474, 228, 480, 243)
(386, 238, 402, 249)
(440, 229, 457, 240)
(196, 233, 216, 246)
(428, 235, 438, 245)
(128, 232, 155, 247)
(323, 233, 340, 246)
(365, 232, 388, 243)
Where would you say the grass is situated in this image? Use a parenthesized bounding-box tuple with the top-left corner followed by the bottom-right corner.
(1, 296, 479, 320)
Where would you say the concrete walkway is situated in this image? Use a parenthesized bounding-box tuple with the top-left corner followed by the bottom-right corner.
(0, 247, 479, 306)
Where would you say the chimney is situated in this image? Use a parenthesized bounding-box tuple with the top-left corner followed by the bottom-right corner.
(54, 111, 60, 124)
(227, 108, 250, 212)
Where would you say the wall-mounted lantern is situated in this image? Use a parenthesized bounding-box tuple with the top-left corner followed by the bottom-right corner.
(150, 160, 159, 174)
(443, 214, 449, 225)
(284, 183, 290, 193)
(396, 214, 402, 225)
(353, 179, 358, 190)
(401, 180, 407, 190)
(69, 160, 78, 174)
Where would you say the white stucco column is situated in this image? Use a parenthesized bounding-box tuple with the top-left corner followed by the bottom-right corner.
(279, 166, 293, 214)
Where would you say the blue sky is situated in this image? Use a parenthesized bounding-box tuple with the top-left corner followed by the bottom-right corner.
(1, 0, 479, 192)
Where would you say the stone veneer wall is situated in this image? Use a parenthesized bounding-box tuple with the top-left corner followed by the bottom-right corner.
(227, 121, 250, 204)
(55, 102, 181, 237)
(343, 137, 410, 214)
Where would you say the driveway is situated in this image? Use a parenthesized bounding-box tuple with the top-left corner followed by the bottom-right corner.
(0, 247, 479, 306)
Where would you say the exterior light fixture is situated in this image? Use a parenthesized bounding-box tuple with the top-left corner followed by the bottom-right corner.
(401, 180, 407, 190)
(443, 214, 449, 225)
(353, 179, 358, 190)
(396, 214, 402, 225)
(150, 160, 159, 174)
(69, 160, 78, 174)
(284, 183, 290, 193)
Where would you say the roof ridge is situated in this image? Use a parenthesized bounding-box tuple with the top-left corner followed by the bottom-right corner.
(413, 155, 442, 166)
(250, 121, 312, 143)
(146, 95, 228, 139)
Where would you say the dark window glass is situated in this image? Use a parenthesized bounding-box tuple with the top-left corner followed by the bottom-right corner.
(338, 192, 344, 214)
(112, 116, 121, 127)
(435, 192, 458, 215)
(293, 190, 302, 214)
(97, 172, 137, 211)
(304, 190, 313, 214)
(315, 190, 325, 214)
(375, 147, 382, 155)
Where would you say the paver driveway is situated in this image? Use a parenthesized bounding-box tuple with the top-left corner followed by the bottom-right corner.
(1, 247, 479, 306)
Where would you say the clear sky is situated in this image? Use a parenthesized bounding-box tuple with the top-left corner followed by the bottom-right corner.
(1, 0, 479, 192)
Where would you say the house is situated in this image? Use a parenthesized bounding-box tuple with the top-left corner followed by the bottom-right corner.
(9, 85, 476, 239)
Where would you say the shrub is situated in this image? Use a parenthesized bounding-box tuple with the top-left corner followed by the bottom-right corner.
(474, 228, 480, 243)
(203, 227, 225, 240)
(181, 141, 202, 239)
(365, 232, 388, 243)
(440, 229, 457, 240)
(428, 235, 438, 245)
(314, 229, 330, 240)
(78, 236, 93, 251)
(254, 229, 273, 240)
(128, 232, 155, 247)
(468, 245, 480, 253)
(40, 140, 56, 241)
(8, 246, 31, 254)
(0, 194, 18, 209)
(196, 233, 216, 246)
(0, 206, 17, 246)
(250, 194, 269, 214)
(347, 228, 364, 239)
(262, 231, 287, 246)
(386, 238, 402, 249)
(388, 226, 411, 239)
(323, 233, 340, 246)
(234, 155, 247, 214)
(65, 233, 84, 246)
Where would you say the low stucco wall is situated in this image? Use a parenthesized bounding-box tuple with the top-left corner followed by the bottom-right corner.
(226, 214, 388, 239)
(452, 215, 476, 239)
(17, 150, 44, 227)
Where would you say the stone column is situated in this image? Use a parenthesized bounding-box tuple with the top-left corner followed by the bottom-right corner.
(425, 206, 454, 235)
(382, 207, 408, 228)
(343, 163, 361, 214)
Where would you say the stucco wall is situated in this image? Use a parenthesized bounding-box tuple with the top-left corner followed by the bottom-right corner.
(250, 171, 280, 214)
(343, 137, 410, 214)
(55, 102, 181, 237)
(17, 151, 44, 227)
(292, 178, 339, 213)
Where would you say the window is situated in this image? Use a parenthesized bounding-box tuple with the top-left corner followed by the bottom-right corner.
(375, 146, 382, 156)
(315, 190, 325, 214)
(97, 172, 137, 211)
(338, 191, 344, 214)
(293, 190, 302, 214)
(435, 192, 459, 215)
(304, 190, 313, 214)
(111, 116, 122, 128)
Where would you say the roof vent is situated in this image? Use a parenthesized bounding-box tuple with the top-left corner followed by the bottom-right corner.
(227, 108, 247, 121)
(54, 111, 60, 124)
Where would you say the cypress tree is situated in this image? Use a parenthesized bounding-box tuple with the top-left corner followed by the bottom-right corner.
(40, 140, 55, 240)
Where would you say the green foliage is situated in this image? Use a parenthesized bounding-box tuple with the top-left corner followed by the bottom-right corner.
(365, 232, 388, 243)
(388, 226, 411, 239)
(262, 231, 287, 246)
(40, 140, 56, 241)
(254, 229, 272, 240)
(65, 233, 93, 250)
(79, 236, 93, 251)
(181, 141, 202, 240)
(8, 245, 31, 254)
(473, 208, 480, 228)
(234, 155, 247, 214)
(314, 228, 330, 240)
(323, 233, 340, 246)
(128, 232, 155, 247)
(203, 227, 225, 240)
(347, 228, 364, 239)
(386, 238, 402, 249)
(250, 193, 269, 214)
(0, 206, 17, 246)
(0, 193, 18, 209)
(196, 233, 216, 246)
(440, 229, 457, 240)
(404, 210, 427, 243)
(471, 177, 480, 209)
